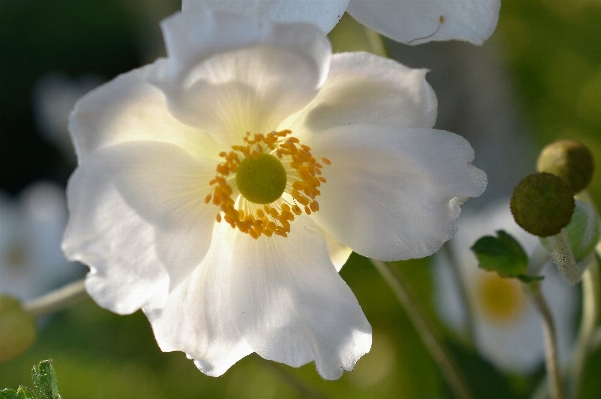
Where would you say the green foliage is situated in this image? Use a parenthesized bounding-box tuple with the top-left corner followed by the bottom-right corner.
(15, 387, 37, 399)
(32, 361, 61, 399)
(0, 389, 21, 399)
(1, 361, 61, 399)
(471, 230, 532, 279)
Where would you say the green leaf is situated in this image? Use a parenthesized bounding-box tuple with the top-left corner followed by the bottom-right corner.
(0, 389, 21, 399)
(516, 274, 544, 284)
(471, 230, 529, 278)
(15, 387, 37, 399)
(32, 361, 60, 399)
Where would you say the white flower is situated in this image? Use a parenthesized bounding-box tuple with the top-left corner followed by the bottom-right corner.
(0, 182, 82, 301)
(434, 200, 576, 372)
(62, 7, 486, 379)
(183, 0, 501, 45)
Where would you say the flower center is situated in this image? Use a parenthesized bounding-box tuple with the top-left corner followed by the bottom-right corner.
(236, 153, 287, 204)
(477, 273, 526, 323)
(206, 130, 330, 239)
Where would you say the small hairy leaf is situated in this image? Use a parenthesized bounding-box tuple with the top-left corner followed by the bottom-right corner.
(471, 230, 529, 278)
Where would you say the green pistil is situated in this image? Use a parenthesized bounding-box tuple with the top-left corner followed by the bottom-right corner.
(236, 153, 287, 204)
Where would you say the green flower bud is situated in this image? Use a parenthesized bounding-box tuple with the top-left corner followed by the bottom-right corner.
(536, 140, 594, 193)
(542, 200, 600, 261)
(0, 295, 37, 363)
(510, 173, 575, 237)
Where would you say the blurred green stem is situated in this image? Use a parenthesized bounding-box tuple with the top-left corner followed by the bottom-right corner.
(371, 259, 475, 399)
(569, 252, 601, 399)
(442, 243, 476, 344)
(569, 189, 601, 399)
(23, 279, 87, 318)
(529, 282, 565, 399)
(259, 357, 329, 399)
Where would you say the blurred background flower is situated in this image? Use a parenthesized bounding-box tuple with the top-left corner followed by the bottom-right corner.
(32, 73, 103, 161)
(433, 199, 577, 373)
(0, 182, 84, 301)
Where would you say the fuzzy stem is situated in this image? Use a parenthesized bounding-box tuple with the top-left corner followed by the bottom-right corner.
(371, 259, 475, 399)
(529, 282, 565, 399)
(23, 279, 88, 318)
(548, 229, 581, 284)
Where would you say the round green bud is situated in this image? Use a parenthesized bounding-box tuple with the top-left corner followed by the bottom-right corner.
(0, 295, 37, 363)
(236, 153, 287, 204)
(541, 200, 600, 261)
(510, 172, 575, 237)
(536, 140, 594, 193)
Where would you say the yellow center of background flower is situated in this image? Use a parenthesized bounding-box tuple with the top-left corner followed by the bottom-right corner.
(477, 273, 526, 323)
(206, 130, 330, 239)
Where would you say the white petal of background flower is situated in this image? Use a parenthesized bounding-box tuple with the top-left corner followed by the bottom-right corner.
(0, 182, 82, 301)
(283, 52, 437, 135)
(346, 0, 501, 45)
(306, 126, 486, 261)
(182, 0, 349, 34)
(433, 200, 576, 372)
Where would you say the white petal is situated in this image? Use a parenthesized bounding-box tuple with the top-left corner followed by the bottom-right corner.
(312, 224, 353, 272)
(307, 125, 486, 261)
(285, 52, 437, 134)
(63, 141, 217, 313)
(69, 62, 219, 162)
(326, 234, 354, 272)
(230, 217, 371, 380)
(346, 0, 501, 45)
(153, 8, 331, 147)
(182, 0, 349, 34)
(145, 222, 253, 377)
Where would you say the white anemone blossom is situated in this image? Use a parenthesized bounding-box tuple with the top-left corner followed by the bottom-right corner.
(434, 200, 576, 372)
(62, 7, 486, 379)
(183, 0, 501, 45)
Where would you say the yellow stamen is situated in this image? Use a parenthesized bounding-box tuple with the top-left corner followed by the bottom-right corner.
(208, 130, 329, 239)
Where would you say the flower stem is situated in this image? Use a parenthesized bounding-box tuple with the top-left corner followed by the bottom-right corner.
(528, 282, 565, 399)
(527, 243, 552, 277)
(441, 243, 476, 344)
(23, 279, 88, 318)
(371, 259, 475, 399)
(569, 252, 601, 399)
(548, 229, 581, 285)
